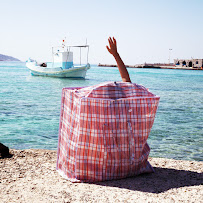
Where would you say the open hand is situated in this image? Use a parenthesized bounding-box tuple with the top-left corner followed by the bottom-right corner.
(106, 37, 118, 56)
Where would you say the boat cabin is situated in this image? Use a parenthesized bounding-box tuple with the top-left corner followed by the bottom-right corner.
(47, 51, 73, 69)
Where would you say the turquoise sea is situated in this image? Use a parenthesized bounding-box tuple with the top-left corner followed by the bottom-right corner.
(0, 62, 202, 161)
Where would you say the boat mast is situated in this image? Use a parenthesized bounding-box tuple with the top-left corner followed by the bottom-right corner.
(80, 47, 81, 65)
(87, 46, 89, 64)
(86, 38, 89, 64)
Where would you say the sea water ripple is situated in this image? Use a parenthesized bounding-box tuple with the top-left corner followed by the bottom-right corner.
(0, 62, 202, 161)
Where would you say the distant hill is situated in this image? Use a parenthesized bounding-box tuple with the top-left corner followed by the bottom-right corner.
(0, 54, 20, 61)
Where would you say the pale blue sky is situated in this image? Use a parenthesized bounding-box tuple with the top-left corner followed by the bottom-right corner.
(0, 0, 203, 65)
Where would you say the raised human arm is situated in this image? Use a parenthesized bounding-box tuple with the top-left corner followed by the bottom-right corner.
(106, 37, 131, 82)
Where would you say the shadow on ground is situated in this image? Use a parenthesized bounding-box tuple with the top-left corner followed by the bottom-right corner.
(96, 167, 203, 193)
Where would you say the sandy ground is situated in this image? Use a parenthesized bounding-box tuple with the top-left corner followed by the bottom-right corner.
(0, 149, 202, 203)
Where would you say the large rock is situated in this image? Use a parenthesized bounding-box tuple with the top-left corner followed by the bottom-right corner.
(0, 143, 12, 158)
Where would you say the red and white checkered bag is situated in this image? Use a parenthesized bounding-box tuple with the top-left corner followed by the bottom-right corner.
(56, 81, 160, 182)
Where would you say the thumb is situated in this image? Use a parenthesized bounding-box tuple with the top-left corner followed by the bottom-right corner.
(106, 46, 111, 53)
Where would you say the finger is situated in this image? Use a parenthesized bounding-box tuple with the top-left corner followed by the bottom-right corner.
(108, 39, 112, 49)
(106, 45, 111, 53)
(108, 37, 113, 45)
(113, 37, 117, 46)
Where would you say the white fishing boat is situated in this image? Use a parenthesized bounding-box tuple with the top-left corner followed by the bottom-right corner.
(26, 43, 90, 78)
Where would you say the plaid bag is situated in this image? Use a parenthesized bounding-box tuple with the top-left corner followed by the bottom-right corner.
(56, 81, 160, 182)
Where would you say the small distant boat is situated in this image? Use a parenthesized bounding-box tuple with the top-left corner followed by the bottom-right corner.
(26, 43, 90, 78)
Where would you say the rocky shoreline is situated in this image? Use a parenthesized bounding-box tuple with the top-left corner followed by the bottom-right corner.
(98, 63, 203, 70)
(1, 149, 202, 202)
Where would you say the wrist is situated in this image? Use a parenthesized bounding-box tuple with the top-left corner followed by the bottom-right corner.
(113, 52, 120, 59)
